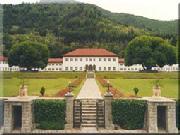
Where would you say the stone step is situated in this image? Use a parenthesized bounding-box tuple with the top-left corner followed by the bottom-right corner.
(81, 124, 96, 127)
(82, 116, 96, 120)
(82, 120, 96, 124)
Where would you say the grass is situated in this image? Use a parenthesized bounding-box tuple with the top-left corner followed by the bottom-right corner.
(1, 72, 86, 97)
(2, 78, 72, 97)
(96, 72, 178, 79)
(72, 79, 85, 97)
(96, 72, 178, 99)
(109, 79, 178, 98)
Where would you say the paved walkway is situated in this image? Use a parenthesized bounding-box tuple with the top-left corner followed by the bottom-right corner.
(76, 79, 102, 99)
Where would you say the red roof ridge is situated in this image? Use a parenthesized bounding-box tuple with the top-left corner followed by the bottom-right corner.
(64, 48, 117, 57)
(48, 58, 63, 63)
(0, 56, 8, 61)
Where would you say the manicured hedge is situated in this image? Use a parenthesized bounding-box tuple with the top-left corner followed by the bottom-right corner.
(33, 99, 66, 130)
(112, 99, 147, 130)
(176, 100, 180, 130)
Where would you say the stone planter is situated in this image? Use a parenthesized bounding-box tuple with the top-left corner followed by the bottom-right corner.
(19, 85, 28, 97)
(153, 86, 161, 97)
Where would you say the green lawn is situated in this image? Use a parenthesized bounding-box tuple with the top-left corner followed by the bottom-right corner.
(109, 79, 178, 98)
(1, 72, 86, 97)
(96, 72, 178, 79)
(96, 72, 178, 99)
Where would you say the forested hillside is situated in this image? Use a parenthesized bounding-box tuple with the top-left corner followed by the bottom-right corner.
(2, 4, 177, 58)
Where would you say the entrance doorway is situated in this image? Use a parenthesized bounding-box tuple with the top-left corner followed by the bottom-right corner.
(85, 64, 96, 71)
(157, 106, 167, 131)
(12, 106, 22, 130)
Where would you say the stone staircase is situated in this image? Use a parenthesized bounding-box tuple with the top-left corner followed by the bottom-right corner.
(86, 72, 95, 78)
(81, 100, 97, 128)
(73, 99, 105, 129)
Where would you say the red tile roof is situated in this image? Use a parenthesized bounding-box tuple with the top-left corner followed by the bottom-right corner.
(119, 58, 125, 64)
(48, 58, 63, 63)
(64, 49, 117, 57)
(0, 56, 8, 61)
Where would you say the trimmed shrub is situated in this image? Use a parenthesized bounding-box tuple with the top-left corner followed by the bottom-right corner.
(33, 99, 66, 130)
(112, 99, 147, 130)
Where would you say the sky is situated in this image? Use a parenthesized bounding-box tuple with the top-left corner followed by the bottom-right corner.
(0, 0, 180, 20)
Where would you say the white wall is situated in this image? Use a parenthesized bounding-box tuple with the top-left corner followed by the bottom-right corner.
(0, 60, 178, 72)
(63, 57, 119, 71)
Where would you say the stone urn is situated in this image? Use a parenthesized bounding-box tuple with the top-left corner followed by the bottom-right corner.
(152, 85, 161, 97)
(19, 85, 28, 97)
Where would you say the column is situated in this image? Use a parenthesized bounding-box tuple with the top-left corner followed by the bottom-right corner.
(167, 102, 178, 133)
(65, 93, 74, 129)
(3, 102, 12, 133)
(104, 92, 114, 129)
(21, 101, 33, 132)
(147, 102, 158, 133)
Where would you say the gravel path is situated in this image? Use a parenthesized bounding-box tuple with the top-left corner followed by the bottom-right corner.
(76, 79, 102, 99)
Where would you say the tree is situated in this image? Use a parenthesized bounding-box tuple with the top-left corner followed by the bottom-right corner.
(8, 41, 48, 70)
(125, 35, 176, 70)
(133, 87, 139, 97)
(40, 86, 45, 96)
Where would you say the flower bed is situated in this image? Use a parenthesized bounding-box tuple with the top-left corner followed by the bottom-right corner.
(97, 78, 125, 98)
(56, 78, 83, 97)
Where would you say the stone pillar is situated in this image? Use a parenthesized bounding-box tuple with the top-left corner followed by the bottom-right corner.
(65, 92, 74, 129)
(3, 98, 33, 133)
(104, 92, 114, 129)
(144, 97, 178, 133)
(167, 102, 178, 133)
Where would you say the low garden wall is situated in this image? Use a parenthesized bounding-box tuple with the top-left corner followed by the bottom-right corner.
(112, 99, 147, 130)
(33, 99, 66, 130)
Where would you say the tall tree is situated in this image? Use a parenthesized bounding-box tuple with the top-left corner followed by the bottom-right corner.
(8, 41, 48, 70)
(125, 35, 176, 70)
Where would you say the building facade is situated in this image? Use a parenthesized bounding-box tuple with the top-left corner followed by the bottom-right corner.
(0, 49, 179, 72)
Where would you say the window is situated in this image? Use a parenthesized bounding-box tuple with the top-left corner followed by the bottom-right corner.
(99, 58, 101, 61)
(70, 67, 73, 70)
(65, 67, 68, 71)
(70, 58, 73, 61)
(80, 58, 82, 61)
(113, 67, 116, 71)
(89, 58, 92, 61)
(75, 58, 78, 61)
(108, 67, 111, 71)
(99, 67, 101, 71)
(56, 68, 58, 70)
(80, 67, 82, 70)
(86, 58, 88, 61)
(120, 68, 123, 70)
(104, 58, 106, 61)
(108, 58, 111, 61)
(113, 58, 116, 62)
(104, 67, 106, 71)
(75, 67, 78, 70)
(94, 58, 95, 61)
(65, 58, 68, 61)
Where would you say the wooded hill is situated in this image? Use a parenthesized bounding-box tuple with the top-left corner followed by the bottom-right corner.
(2, 4, 178, 58)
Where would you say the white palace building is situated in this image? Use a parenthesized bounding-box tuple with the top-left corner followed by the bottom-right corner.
(0, 48, 179, 72)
